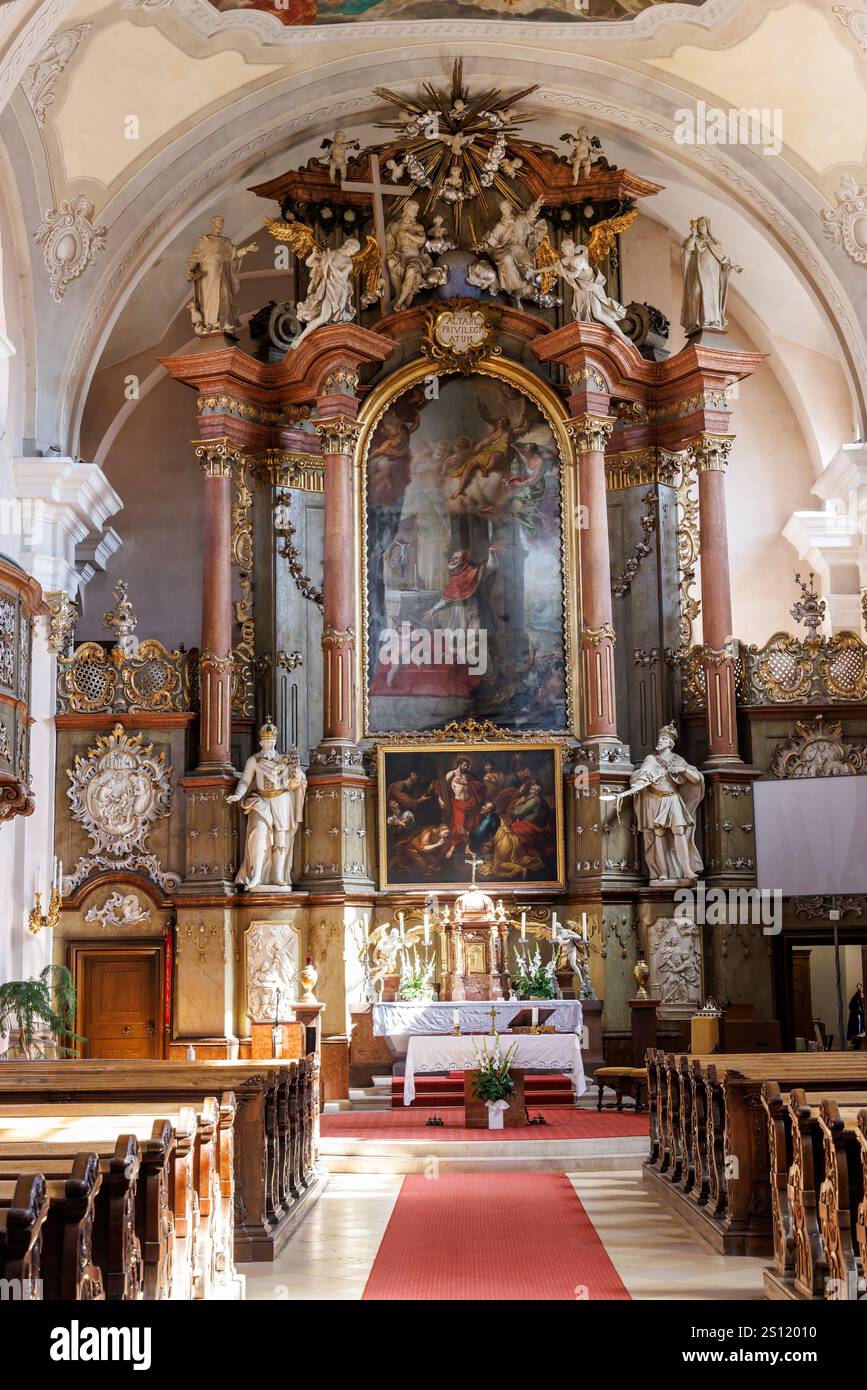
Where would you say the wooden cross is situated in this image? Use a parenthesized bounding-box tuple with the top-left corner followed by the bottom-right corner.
(340, 152, 415, 312)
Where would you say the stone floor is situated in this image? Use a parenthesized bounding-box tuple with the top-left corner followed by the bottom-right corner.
(238, 1168, 768, 1301)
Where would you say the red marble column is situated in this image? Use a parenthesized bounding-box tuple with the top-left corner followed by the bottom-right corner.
(314, 403, 360, 744)
(570, 412, 619, 742)
(194, 439, 239, 772)
(689, 433, 740, 764)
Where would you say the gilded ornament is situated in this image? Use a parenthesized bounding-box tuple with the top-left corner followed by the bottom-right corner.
(568, 413, 616, 455)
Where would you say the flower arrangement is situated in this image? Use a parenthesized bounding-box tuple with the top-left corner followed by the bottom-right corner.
(471, 1038, 519, 1103)
(395, 948, 437, 1003)
(512, 944, 557, 1000)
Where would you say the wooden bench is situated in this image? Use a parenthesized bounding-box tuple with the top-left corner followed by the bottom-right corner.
(593, 1066, 648, 1111)
(0, 1151, 104, 1299)
(761, 1084, 867, 1301)
(0, 1172, 48, 1299)
(0, 1058, 322, 1262)
(645, 1050, 867, 1255)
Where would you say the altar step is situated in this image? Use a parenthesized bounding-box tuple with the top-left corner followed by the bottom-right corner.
(391, 1073, 576, 1109)
(320, 1132, 647, 1174)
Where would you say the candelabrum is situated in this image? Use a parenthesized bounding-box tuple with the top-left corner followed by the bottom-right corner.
(27, 857, 63, 935)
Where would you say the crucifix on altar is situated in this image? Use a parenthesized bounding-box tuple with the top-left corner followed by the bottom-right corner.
(340, 152, 414, 312)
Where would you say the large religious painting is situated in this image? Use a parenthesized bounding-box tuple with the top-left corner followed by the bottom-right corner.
(378, 742, 563, 891)
(361, 369, 575, 735)
(206, 1, 708, 28)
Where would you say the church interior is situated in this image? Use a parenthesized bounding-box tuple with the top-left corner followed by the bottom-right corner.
(2, 0, 867, 1327)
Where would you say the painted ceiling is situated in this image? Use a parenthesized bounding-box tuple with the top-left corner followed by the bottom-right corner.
(203, 0, 709, 25)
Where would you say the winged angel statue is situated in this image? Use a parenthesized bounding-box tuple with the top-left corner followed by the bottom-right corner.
(265, 216, 383, 345)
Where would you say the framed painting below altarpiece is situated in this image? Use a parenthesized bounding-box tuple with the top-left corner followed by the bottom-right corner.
(378, 741, 564, 892)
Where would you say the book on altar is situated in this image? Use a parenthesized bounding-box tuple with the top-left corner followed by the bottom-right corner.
(504, 1008, 556, 1030)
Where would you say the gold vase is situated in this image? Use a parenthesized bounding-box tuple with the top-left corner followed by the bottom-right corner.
(299, 959, 319, 1005)
(633, 953, 650, 1001)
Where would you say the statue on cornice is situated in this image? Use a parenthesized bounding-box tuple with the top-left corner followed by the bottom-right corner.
(680, 216, 742, 337)
(264, 218, 383, 344)
(555, 239, 629, 339)
(229, 719, 307, 889)
(612, 723, 705, 887)
(186, 214, 258, 337)
(385, 201, 448, 311)
(560, 125, 602, 184)
(467, 197, 550, 307)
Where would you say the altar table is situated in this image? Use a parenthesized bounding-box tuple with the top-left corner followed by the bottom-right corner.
(403, 1032, 586, 1106)
(373, 999, 583, 1039)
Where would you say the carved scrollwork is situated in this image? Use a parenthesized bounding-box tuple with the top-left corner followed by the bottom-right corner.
(768, 716, 865, 779)
(57, 639, 187, 714)
(568, 413, 616, 456)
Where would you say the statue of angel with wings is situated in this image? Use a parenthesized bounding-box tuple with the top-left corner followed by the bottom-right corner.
(265, 217, 383, 346)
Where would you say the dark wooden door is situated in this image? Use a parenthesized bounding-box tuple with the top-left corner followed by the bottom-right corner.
(75, 947, 162, 1059)
(791, 949, 813, 1047)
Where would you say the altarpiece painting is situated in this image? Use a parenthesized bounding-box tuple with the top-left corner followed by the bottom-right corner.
(378, 742, 563, 891)
(362, 370, 574, 735)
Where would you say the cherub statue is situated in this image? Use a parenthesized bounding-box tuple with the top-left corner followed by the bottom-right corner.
(186, 214, 258, 337)
(228, 718, 307, 889)
(319, 130, 359, 183)
(369, 923, 407, 1000)
(385, 201, 448, 311)
(265, 217, 383, 345)
(561, 125, 602, 184)
(425, 215, 456, 256)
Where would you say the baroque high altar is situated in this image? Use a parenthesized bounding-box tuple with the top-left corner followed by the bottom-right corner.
(48, 60, 857, 1065)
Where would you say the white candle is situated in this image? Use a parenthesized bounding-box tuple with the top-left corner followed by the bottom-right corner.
(398, 911, 406, 940)
(452, 1008, 459, 1031)
(520, 911, 526, 941)
(532, 1006, 539, 1027)
(552, 913, 559, 941)
(581, 912, 588, 940)
(423, 911, 430, 946)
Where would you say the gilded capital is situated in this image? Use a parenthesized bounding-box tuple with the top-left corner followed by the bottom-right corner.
(194, 438, 242, 479)
(568, 413, 616, 456)
(687, 433, 733, 473)
(314, 417, 362, 456)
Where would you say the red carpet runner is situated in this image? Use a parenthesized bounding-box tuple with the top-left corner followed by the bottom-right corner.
(322, 1106, 648, 1141)
(362, 1172, 630, 1301)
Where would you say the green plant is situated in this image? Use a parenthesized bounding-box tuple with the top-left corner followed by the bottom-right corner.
(395, 949, 436, 1003)
(512, 944, 557, 1000)
(0, 964, 83, 1058)
(471, 1039, 518, 1103)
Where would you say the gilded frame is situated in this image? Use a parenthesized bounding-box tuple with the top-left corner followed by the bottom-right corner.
(355, 354, 582, 741)
(377, 738, 565, 893)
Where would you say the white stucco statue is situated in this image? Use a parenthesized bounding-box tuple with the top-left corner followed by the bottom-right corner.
(556, 239, 629, 338)
(385, 200, 448, 310)
(680, 216, 742, 336)
(186, 214, 258, 337)
(228, 719, 306, 889)
(561, 125, 601, 183)
(265, 219, 384, 346)
(615, 723, 705, 887)
(467, 197, 547, 306)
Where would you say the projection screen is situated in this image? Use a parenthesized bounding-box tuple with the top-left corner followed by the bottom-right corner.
(753, 776, 867, 897)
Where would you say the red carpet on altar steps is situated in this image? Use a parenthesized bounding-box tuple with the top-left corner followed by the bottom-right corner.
(322, 1106, 648, 1141)
(362, 1172, 630, 1301)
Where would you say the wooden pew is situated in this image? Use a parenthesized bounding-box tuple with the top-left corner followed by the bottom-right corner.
(644, 1050, 867, 1255)
(0, 1152, 104, 1299)
(0, 1058, 322, 1263)
(760, 1086, 867, 1301)
(0, 1172, 48, 1299)
(0, 1134, 142, 1301)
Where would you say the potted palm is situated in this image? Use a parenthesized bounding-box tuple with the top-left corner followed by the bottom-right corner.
(0, 964, 81, 1059)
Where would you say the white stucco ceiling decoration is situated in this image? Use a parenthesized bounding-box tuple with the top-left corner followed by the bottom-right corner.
(173, 0, 749, 46)
(833, 4, 867, 53)
(36, 194, 108, 300)
(0, 0, 82, 119)
(21, 21, 91, 126)
(822, 174, 867, 265)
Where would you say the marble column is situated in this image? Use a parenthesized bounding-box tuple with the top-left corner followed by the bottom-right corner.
(194, 438, 240, 773)
(570, 412, 619, 742)
(688, 433, 740, 764)
(314, 402, 361, 746)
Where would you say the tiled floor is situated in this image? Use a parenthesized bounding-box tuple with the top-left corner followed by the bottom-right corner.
(569, 1172, 767, 1300)
(239, 1167, 768, 1301)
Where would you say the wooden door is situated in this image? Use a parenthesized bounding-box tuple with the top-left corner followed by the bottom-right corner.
(73, 945, 162, 1059)
(791, 949, 813, 1047)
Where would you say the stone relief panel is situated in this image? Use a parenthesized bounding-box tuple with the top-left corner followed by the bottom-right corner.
(84, 890, 153, 929)
(244, 921, 299, 1022)
(647, 915, 703, 1018)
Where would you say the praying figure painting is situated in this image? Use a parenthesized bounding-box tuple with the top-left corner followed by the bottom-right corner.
(206, 1, 707, 28)
(363, 373, 570, 735)
(378, 742, 563, 891)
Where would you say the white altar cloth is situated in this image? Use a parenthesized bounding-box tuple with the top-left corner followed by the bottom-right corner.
(373, 999, 583, 1038)
(403, 1032, 586, 1105)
